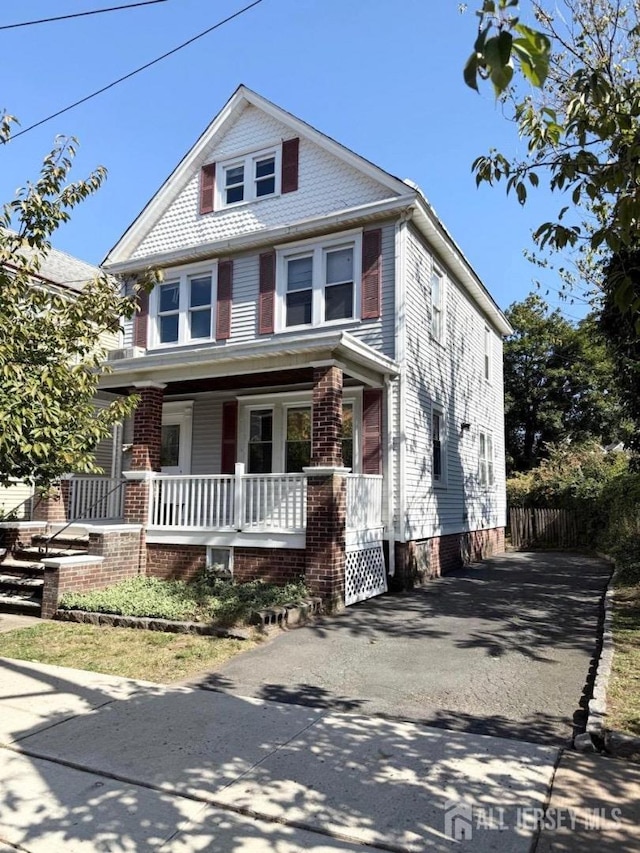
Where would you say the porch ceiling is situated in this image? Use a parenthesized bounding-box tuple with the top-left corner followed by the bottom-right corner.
(99, 330, 399, 392)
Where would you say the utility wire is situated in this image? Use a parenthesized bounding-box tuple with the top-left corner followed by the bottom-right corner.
(0, 0, 168, 31)
(9, 0, 264, 141)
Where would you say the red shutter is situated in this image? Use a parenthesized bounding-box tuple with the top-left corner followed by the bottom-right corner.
(258, 251, 275, 334)
(281, 138, 299, 194)
(216, 259, 233, 340)
(362, 389, 382, 475)
(220, 400, 238, 474)
(361, 229, 382, 320)
(199, 163, 216, 214)
(133, 289, 149, 349)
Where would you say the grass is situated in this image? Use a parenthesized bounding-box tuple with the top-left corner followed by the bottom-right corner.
(606, 548, 640, 737)
(59, 575, 310, 626)
(0, 621, 255, 683)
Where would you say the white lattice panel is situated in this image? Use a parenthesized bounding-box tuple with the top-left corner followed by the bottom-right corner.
(345, 543, 387, 606)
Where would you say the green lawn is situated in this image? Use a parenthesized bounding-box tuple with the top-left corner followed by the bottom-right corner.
(0, 621, 256, 683)
(608, 580, 640, 736)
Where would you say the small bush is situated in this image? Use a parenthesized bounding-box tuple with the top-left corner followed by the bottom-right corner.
(59, 574, 310, 626)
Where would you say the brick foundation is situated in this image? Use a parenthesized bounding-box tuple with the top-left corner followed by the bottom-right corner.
(146, 543, 207, 581)
(393, 527, 505, 590)
(233, 548, 306, 585)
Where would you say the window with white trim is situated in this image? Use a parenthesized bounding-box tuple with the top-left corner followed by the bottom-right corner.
(479, 430, 495, 487)
(241, 393, 359, 474)
(431, 267, 445, 343)
(218, 147, 281, 208)
(432, 406, 446, 485)
(276, 233, 362, 331)
(151, 264, 217, 347)
(484, 326, 492, 382)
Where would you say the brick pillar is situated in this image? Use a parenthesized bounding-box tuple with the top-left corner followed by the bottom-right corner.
(32, 480, 71, 524)
(122, 382, 165, 573)
(304, 364, 348, 612)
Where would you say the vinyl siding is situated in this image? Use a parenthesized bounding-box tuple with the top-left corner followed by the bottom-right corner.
(0, 482, 34, 519)
(123, 220, 397, 360)
(129, 105, 398, 261)
(401, 224, 506, 541)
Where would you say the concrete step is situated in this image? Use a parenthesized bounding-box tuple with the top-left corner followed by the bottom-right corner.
(14, 546, 86, 562)
(0, 590, 41, 614)
(0, 573, 44, 591)
(31, 535, 89, 551)
(0, 557, 44, 575)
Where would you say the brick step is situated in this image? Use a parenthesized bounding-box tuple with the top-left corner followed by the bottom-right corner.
(0, 573, 44, 591)
(0, 557, 44, 575)
(0, 590, 42, 614)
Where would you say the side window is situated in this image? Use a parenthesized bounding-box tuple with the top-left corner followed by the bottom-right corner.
(255, 155, 276, 197)
(285, 407, 311, 472)
(479, 431, 495, 487)
(431, 268, 445, 343)
(224, 163, 245, 205)
(432, 407, 446, 485)
(324, 247, 354, 322)
(158, 282, 180, 344)
(342, 403, 354, 469)
(286, 255, 313, 327)
(188, 275, 212, 339)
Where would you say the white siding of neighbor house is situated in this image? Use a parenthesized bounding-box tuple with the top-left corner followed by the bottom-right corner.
(401, 224, 506, 542)
(0, 482, 34, 519)
(129, 105, 399, 262)
(121, 220, 398, 361)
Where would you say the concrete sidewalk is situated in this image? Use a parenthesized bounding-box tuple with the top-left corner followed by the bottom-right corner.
(0, 657, 559, 852)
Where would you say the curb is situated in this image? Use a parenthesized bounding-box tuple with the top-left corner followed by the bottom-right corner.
(577, 553, 640, 761)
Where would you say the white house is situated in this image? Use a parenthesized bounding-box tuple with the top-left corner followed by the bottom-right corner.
(65, 85, 511, 608)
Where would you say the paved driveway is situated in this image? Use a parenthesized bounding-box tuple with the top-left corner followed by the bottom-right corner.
(194, 551, 611, 745)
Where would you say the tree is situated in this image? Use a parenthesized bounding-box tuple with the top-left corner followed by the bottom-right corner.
(0, 115, 146, 488)
(600, 250, 640, 453)
(465, 1, 640, 316)
(504, 293, 626, 470)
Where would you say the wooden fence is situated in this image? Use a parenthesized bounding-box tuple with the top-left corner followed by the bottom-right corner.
(509, 507, 585, 549)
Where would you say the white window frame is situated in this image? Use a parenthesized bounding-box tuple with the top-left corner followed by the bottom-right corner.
(149, 261, 217, 349)
(275, 231, 362, 332)
(484, 326, 492, 383)
(430, 266, 446, 345)
(432, 404, 447, 487)
(238, 390, 361, 474)
(479, 429, 495, 489)
(216, 145, 282, 210)
(161, 401, 193, 475)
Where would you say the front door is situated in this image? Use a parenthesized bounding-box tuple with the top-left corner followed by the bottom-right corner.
(161, 402, 193, 474)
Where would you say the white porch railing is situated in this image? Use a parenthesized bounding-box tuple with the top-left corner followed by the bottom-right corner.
(345, 474, 383, 531)
(149, 466, 307, 533)
(69, 476, 125, 520)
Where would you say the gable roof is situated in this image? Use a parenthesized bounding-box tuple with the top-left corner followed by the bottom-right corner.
(104, 85, 413, 267)
(2, 230, 100, 293)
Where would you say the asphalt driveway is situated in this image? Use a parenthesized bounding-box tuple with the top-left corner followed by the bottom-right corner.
(194, 551, 611, 746)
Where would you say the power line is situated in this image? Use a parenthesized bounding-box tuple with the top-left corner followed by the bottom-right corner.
(0, 1, 168, 31)
(8, 0, 264, 141)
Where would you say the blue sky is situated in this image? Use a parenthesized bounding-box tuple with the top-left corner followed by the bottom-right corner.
(1, 0, 587, 320)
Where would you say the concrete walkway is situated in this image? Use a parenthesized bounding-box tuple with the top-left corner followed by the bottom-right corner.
(195, 552, 611, 746)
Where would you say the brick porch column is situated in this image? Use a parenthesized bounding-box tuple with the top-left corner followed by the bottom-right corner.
(32, 479, 71, 524)
(122, 382, 165, 572)
(304, 364, 349, 611)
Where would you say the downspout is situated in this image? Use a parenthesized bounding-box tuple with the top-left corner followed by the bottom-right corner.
(385, 374, 396, 577)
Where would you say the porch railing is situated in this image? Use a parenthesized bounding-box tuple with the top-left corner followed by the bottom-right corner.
(69, 476, 125, 520)
(345, 474, 383, 531)
(149, 467, 307, 533)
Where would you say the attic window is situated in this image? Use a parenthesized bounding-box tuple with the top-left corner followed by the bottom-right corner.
(217, 147, 281, 209)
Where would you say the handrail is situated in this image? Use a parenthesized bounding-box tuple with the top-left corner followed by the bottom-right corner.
(42, 479, 125, 557)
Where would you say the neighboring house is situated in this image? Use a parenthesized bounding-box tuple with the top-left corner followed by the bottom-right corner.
(0, 243, 121, 520)
(74, 85, 512, 607)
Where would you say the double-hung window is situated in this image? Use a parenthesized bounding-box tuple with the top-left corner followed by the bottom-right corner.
(432, 406, 446, 485)
(431, 267, 445, 343)
(219, 147, 281, 208)
(152, 265, 215, 347)
(479, 431, 495, 487)
(278, 233, 361, 330)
